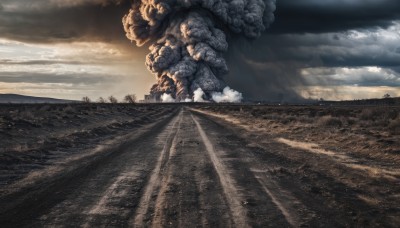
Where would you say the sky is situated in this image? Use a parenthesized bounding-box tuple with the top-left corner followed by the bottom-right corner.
(0, 0, 399, 101)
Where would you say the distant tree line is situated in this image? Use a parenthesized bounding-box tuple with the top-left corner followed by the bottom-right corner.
(81, 94, 136, 104)
(318, 94, 400, 106)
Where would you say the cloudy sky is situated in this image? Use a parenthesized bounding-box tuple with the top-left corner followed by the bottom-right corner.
(0, 0, 399, 101)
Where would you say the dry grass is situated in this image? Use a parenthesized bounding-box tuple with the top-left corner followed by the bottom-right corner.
(63, 105, 76, 114)
(317, 116, 343, 128)
(196, 104, 400, 164)
(359, 108, 381, 121)
(388, 117, 400, 134)
(358, 107, 398, 127)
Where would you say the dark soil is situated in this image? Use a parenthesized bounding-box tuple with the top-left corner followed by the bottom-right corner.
(0, 104, 398, 227)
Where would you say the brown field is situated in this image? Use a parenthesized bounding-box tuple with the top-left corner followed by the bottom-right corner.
(0, 103, 399, 227)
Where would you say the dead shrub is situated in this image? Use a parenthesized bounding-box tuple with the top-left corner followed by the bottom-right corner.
(358, 108, 399, 128)
(108, 96, 118, 104)
(19, 110, 35, 120)
(346, 117, 357, 126)
(385, 109, 398, 120)
(359, 108, 381, 121)
(63, 105, 75, 114)
(263, 113, 280, 120)
(123, 94, 137, 104)
(388, 117, 400, 134)
(82, 96, 92, 103)
(375, 119, 390, 128)
(317, 115, 343, 128)
(293, 115, 313, 123)
(39, 105, 51, 112)
(287, 116, 297, 122)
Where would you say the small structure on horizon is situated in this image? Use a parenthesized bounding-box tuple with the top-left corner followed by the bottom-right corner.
(140, 94, 160, 103)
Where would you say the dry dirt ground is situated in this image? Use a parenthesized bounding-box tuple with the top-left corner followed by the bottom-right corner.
(0, 104, 399, 227)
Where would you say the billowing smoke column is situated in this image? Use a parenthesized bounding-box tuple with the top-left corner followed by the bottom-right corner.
(123, 0, 276, 102)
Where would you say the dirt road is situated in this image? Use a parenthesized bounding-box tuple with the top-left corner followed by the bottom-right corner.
(0, 107, 398, 227)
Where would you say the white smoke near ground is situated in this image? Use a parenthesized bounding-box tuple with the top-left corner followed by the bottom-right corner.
(123, 0, 276, 102)
(161, 93, 176, 103)
(193, 88, 205, 102)
(211, 87, 243, 103)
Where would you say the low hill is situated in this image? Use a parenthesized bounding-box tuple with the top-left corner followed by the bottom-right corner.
(0, 94, 77, 104)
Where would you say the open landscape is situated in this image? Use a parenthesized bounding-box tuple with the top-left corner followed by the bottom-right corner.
(1, 0, 400, 227)
(0, 103, 399, 227)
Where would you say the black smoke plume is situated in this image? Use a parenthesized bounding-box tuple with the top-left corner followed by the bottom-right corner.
(123, 0, 276, 101)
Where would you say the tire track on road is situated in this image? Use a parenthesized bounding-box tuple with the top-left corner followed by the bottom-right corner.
(143, 108, 233, 227)
(132, 109, 183, 227)
(150, 114, 183, 227)
(81, 170, 141, 227)
(191, 109, 314, 227)
(254, 175, 301, 227)
(0, 107, 181, 227)
(191, 114, 249, 227)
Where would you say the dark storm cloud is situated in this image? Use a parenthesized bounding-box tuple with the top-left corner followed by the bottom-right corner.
(271, 0, 400, 34)
(0, 71, 119, 84)
(236, 32, 400, 68)
(223, 0, 400, 101)
(302, 67, 400, 87)
(1, 0, 399, 44)
(1, 0, 399, 101)
(226, 25, 400, 100)
(393, 66, 400, 71)
(225, 53, 307, 102)
(0, 0, 130, 43)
